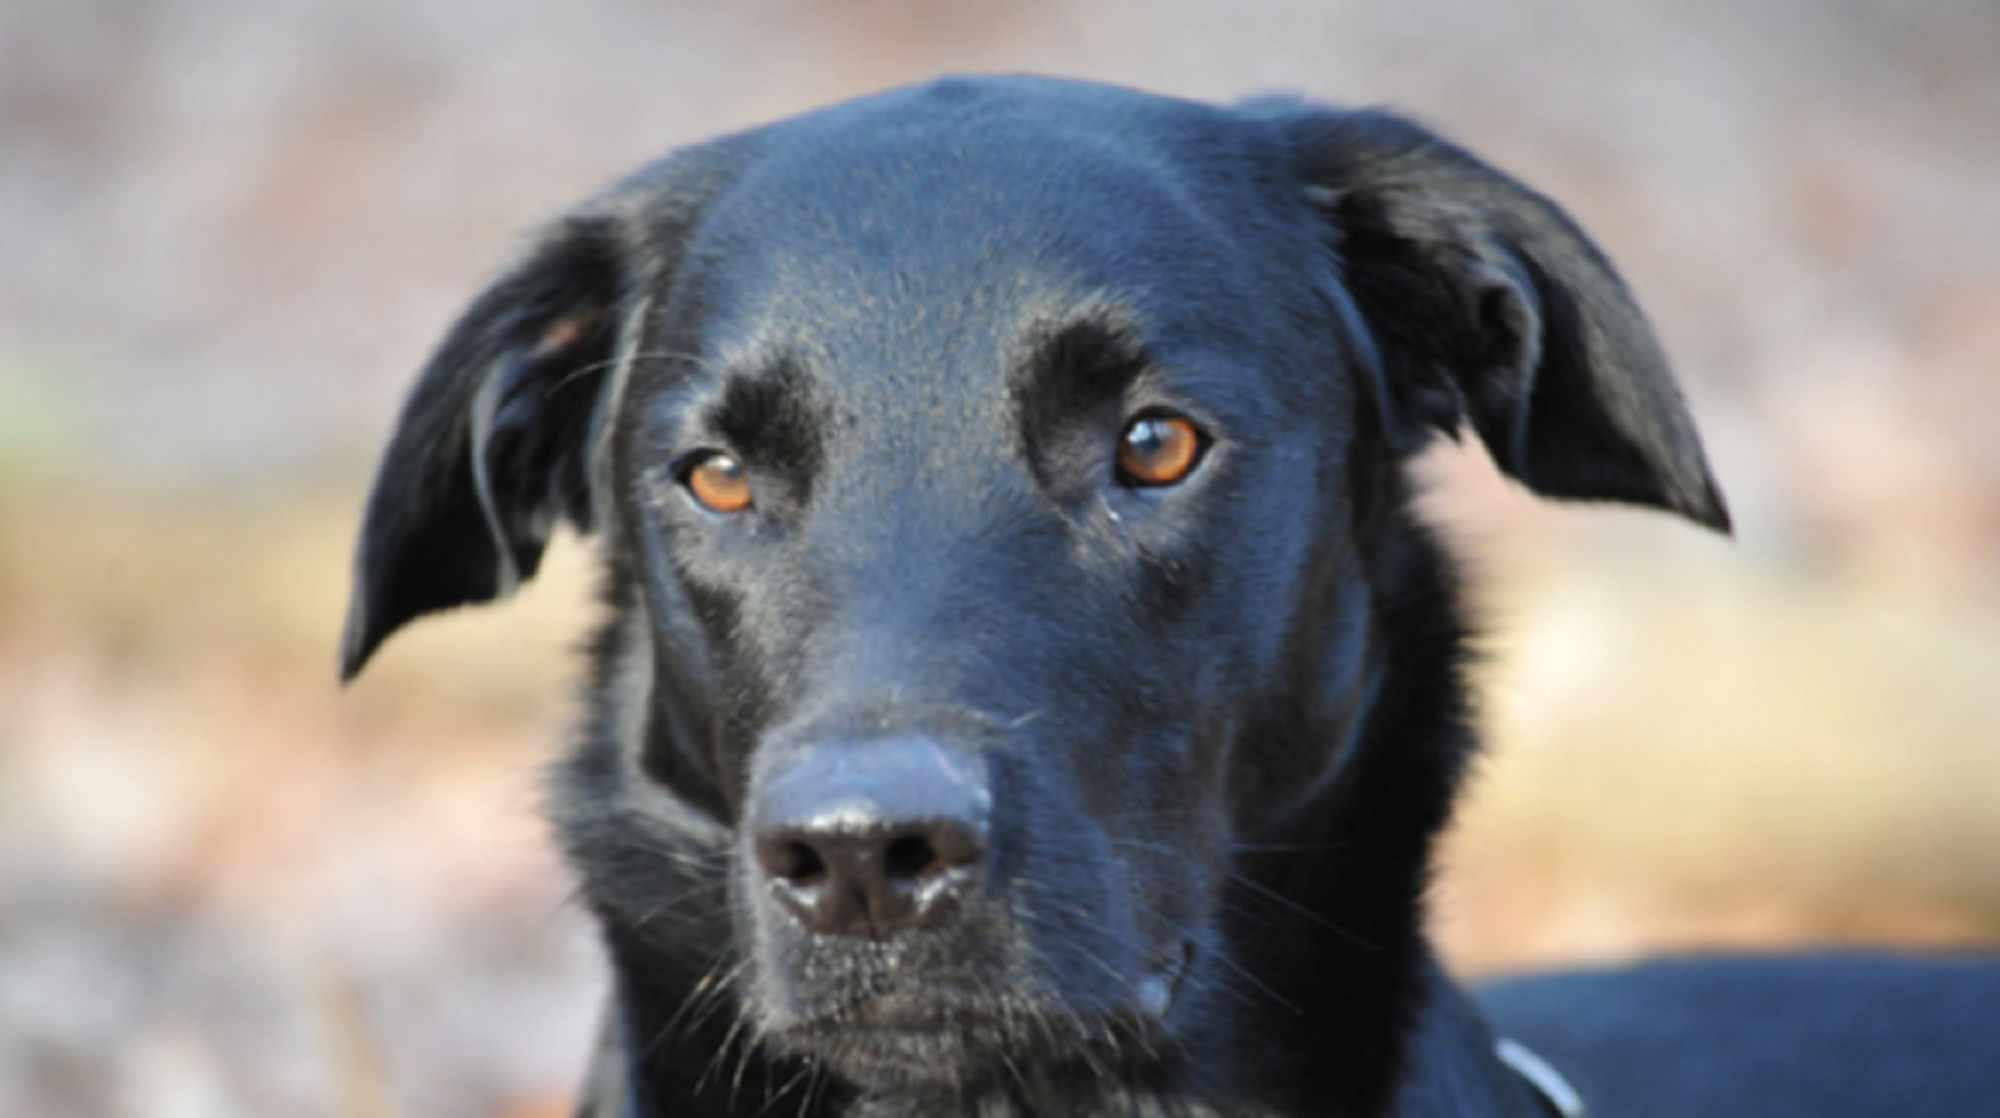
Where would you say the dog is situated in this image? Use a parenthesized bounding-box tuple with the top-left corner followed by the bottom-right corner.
(341, 75, 2000, 1117)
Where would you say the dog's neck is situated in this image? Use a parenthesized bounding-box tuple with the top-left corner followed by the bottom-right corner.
(1205, 502, 1484, 1116)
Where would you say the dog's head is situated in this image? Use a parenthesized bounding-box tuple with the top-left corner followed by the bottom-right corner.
(342, 77, 1724, 1103)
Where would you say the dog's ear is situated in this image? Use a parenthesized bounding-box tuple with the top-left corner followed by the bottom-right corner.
(339, 213, 633, 681)
(1283, 108, 1730, 531)
(341, 143, 750, 681)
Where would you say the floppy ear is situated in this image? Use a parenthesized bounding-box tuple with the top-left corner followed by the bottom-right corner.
(1284, 107, 1730, 531)
(339, 214, 634, 681)
(341, 142, 753, 681)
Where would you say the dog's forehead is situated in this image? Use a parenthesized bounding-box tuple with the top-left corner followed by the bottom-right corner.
(657, 79, 1297, 410)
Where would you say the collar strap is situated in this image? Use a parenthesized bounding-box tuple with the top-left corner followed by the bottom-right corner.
(1495, 1037, 1585, 1118)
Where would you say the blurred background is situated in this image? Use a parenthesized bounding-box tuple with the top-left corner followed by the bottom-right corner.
(2, 0, 1996, 1114)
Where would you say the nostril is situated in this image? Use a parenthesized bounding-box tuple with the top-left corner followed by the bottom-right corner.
(757, 835, 829, 886)
(884, 834, 939, 881)
(780, 841, 827, 885)
(885, 821, 986, 886)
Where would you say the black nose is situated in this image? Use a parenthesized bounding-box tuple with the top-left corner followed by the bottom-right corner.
(749, 737, 989, 940)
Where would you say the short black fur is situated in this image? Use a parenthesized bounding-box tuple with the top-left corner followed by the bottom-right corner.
(343, 75, 1998, 1118)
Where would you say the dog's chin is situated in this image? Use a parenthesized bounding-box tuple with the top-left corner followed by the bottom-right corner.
(777, 1009, 1024, 1087)
(777, 1008, 1169, 1091)
(743, 885, 1201, 1089)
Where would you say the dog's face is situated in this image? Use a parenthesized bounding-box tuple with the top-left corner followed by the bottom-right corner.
(604, 91, 1367, 1082)
(341, 77, 1726, 1104)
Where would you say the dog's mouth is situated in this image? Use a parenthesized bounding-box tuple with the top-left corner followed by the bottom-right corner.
(771, 938, 1197, 1084)
(790, 936, 1194, 1027)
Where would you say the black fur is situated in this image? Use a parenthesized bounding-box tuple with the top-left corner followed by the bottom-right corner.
(343, 76, 1995, 1117)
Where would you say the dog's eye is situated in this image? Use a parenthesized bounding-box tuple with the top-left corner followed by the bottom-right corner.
(681, 452, 753, 513)
(1116, 414, 1206, 488)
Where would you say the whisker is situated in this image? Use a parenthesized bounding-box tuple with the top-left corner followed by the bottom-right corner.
(634, 949, 741, 1066)
(1227, 871, 1379, 952)
(695, 1010, 753, 1098)
(1203, 947, 1303, 1017)
(755, 1057, 818, 1118)
(543, 348, 706, 399)
(1230, 840, 1352, 854)
(628, 882, 728, 933)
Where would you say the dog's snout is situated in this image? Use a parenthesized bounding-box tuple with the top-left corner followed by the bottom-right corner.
(749, 737, 990, 940)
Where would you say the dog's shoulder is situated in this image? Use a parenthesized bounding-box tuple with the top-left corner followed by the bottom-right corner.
(1477, 953, 2000, 1117)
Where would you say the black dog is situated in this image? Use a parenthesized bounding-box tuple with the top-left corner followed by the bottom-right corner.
(342, 76, 2000, 1117)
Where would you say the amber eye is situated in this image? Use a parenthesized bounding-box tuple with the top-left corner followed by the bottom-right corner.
(683, 452, 753, 513)
(1116, 414, 1205, 487)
